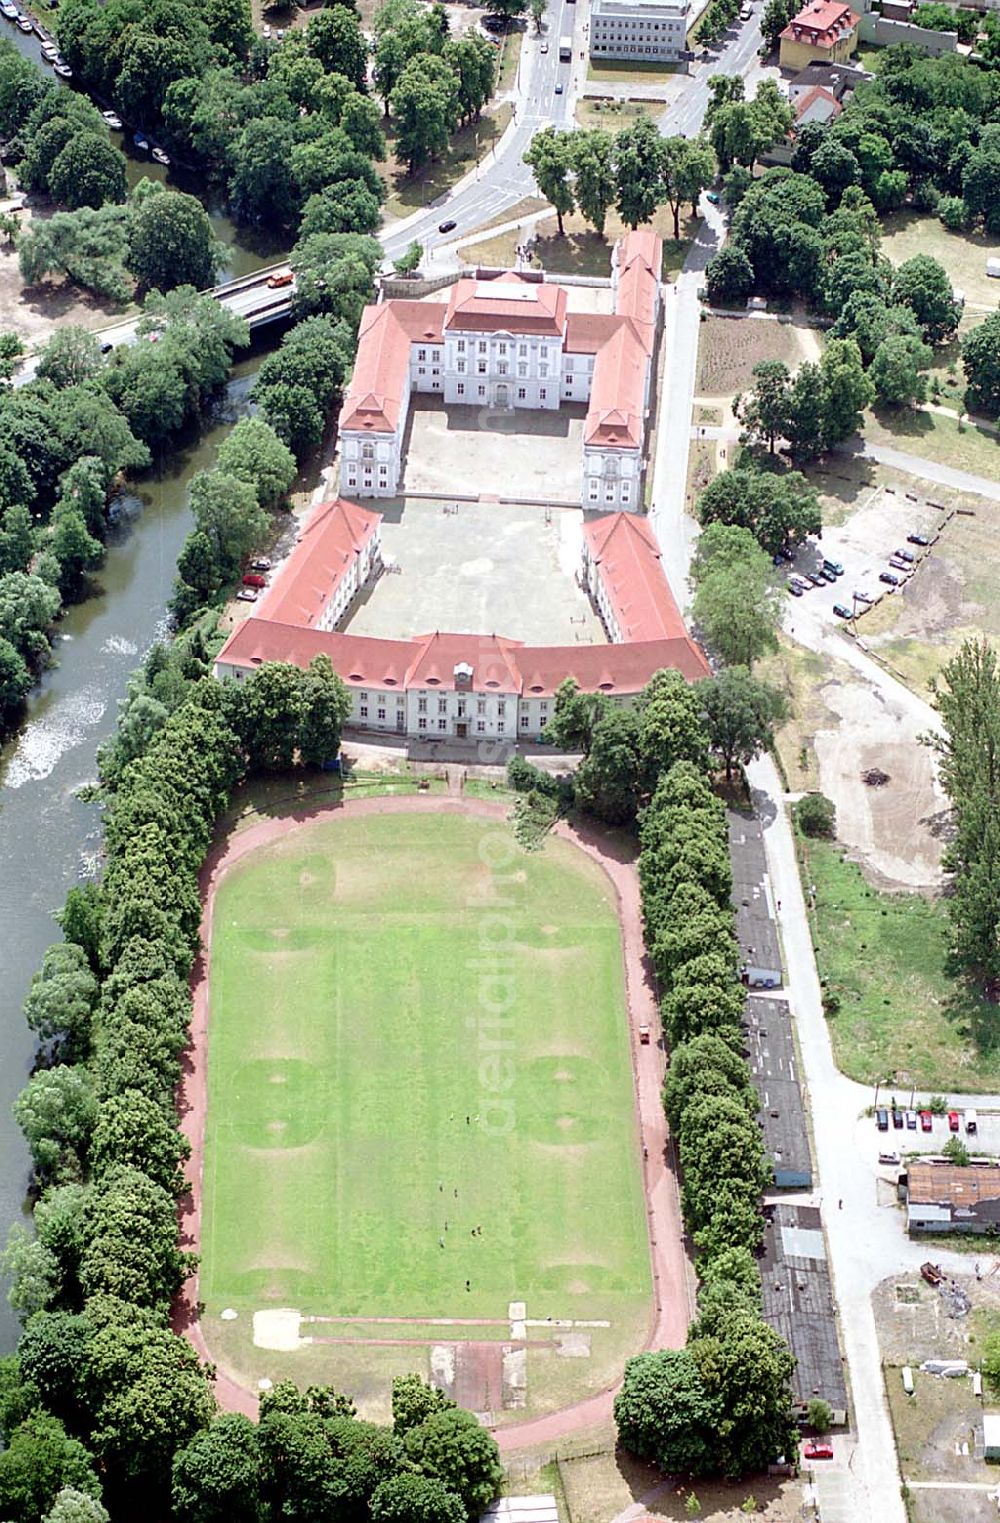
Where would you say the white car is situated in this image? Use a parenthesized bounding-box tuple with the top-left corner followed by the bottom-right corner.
(540, 39, 548, 50)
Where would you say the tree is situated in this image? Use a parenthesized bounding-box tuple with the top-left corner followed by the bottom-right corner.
(48, 134, 127, 212)
(43, 1488, 109, 1523)
(695, 468, 821, 556)
(171, 1414, 264, 1523)
(307, 7, 369, 87)
(215, 417, 296, 509)
(204, 0, 254, 59)
(574, 708, 642, 826)
(392, 1375, 456, 1434)
(483, 0, 527, 19)
(289, 231, 380, 324)
(761, 0, 795, 48)
(229, 118, 300, 228)
(817, 336, 874, 446)
(869, 333, 931, 408)
(691, 524, 781, 669)
(229, 662, 305, 773)
(529, 0, 546, 28)
(0, 1415, 101, 1523)
(403, 1409, 502, 1518)
(13, 1066, 96, 1182)
(571, 130, 617, 237)
(963, 312, 1000, 418)
(393, 240, 423, 275)
(443, 34, 496, 125)
(49, 506, 103, 596)
(0, 330, 25, 385)
(391, 55, 460, 175)
(614, 117, 666, 229)
(0, 571, 61, 662)
(298, 653, 352, 766)
(963, 139, 1000, 234)
(793, 791, 835, 838)
(1, 1228, 60, 1320)
(371, 1473, 465, 1523)
(700, 667, 788, 780)
(188, 469, 268, 582)
(523, 127, 576, 236)
(90, 1090, 190, 1195)
(36, 328, 104, 391)
(0, 636, 30, 723)
(23, 943, 98, 1061)
(614, 1350, 719, 1477)
(661, 136, 702, 240)
(688, 1310, 797, 1477)
(892, 254, 961, 344)
(705, 245, 753, 306)
(736, 360, 790, 453)
(126, 192, 220, 293)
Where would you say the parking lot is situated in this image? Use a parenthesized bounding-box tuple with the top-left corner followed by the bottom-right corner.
(782, 484, 945, 627)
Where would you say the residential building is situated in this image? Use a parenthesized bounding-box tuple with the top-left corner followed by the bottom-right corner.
(588, 0, 689, 63)
(213, 510, 711, 740)
(786, 60, 870, 101)
(338, 232, 663, 511)
(792, 83, 843, 124)
(905, 1161, 1000, 1234)
(255, 497, 382, 633)
(779, 0, 860, 69)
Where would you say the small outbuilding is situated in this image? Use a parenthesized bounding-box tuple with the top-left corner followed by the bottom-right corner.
(983, 1412, 1000, 1462)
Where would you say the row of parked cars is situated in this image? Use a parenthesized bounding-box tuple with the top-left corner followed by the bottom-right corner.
(236, 558, 272, 604)
(876, 1106, 977, 1133)
(785, 555, 845, 599)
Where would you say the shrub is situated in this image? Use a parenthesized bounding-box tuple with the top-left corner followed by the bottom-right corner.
(794, 792, 836, 838)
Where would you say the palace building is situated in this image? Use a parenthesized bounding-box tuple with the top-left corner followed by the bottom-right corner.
(338, 231, 663, 512)
(214, 504, 710, 742)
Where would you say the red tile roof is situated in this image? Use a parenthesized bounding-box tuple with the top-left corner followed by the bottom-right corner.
(781, 0, 859, 43)
(793, 84, 843, 122)
(584, 512, 689, 645)
(339, 304, 413, 435)
(565, 312, 624, 355)
(618, 228, 662, 274)
(259, 498, 381, 628)
(585, 325, 645, 449)
(444, 275, 566, 336)
(216, 623, 710, 694)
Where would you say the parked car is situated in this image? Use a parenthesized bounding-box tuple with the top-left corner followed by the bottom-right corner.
(805, 571, 825, 587)
(948, 1110, 960, 1131)
(250, 558, 272, 572)
(908, 532, 930, 546)
(892, 1108, 904, 1128)
(875, 1107, 889, 1131)
(775, 546, 794, 563)
(706, 190, 721, 204)
(919, 1109, 933, 1132)
(906, 1109, 918, 1129)
(267, 271, 293, 288)
(804, 1441, 833, 1461)
(879, 571, 900, 586)
(853, 588, 873, 603)
(966, 1109, 978, 1134)
(894, 547, 915, 564)
(889, 556, 911, 572)
(540, 39, 548, 49)
(822, 558, 844, 576)
(438, 218, 457, 233)
(236, 587, 258, 602)
(242, 573, 266, 589)
(554, 81, 563, 92)
(921, 1261, 944, 1286)
(790, 574, 811, 591)
(787, 579, 803, 597)
(639, 1024, 650, 1045)
(879, 1150, 900, 1165)
(833, 603, 853, 619)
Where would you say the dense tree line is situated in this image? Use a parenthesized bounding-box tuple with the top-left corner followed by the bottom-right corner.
(1, 565, 509, 1517)
(928, 638, 1000, 998)
(612, 717, 795, 1477)
(0, 292, 248, 739)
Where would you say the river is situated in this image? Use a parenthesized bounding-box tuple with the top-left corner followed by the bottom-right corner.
(2, 16, 289, 281)
(0, 352, 275, 1354)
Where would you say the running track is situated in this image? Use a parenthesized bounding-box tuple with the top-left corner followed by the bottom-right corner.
(173, 794, 695, 1446)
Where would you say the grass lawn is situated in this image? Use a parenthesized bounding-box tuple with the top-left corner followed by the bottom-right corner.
(864, 406, 1000, 481)
(799, 835, 1000, 1091)
(575, 98, 663, 132)
(586, 59, 680, 81)
(201, 810, 650, 1331)
(880, 209, 1000, 313)
(381, 105, 513, 221)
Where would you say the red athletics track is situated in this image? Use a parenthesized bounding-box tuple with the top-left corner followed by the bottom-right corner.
(173, 794, 695, 1441)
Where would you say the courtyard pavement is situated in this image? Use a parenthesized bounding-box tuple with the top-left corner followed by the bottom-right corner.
(343, 497, 605, 646)
(401, 398, 588, 504)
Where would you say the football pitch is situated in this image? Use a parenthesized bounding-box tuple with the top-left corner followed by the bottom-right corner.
(200, 810, 651, 1327)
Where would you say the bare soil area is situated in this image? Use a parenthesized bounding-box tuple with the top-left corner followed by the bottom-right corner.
(0, 201, 133, 348)
(694, 313, 823, 398)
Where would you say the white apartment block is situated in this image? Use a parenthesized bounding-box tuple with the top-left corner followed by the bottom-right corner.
(589, 0, 690, 63)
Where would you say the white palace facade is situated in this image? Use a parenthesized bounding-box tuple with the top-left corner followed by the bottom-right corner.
(337, 230, 663, 512)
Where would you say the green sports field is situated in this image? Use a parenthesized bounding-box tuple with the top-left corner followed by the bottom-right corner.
(201, 811, 650, 1334)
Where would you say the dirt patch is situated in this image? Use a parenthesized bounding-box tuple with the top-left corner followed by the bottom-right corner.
(695, 314, 823, 396)
(0, 200, 134, 348)
(813, 680, 945, 890)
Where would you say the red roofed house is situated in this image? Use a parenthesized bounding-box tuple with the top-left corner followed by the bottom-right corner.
(338, 231, 662, 512)
(214, 503, 709, 740)
(779, 0, 860, 69)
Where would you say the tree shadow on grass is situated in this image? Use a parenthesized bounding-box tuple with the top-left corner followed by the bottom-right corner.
(943, 981, 1000, 1060)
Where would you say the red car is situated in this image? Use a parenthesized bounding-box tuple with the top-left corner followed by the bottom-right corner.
(804, 1440, 833, 1461)
(948, 1110, 960, 1132)
(919, 1110, 933, 1132)
(242, 572, 267, 589)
